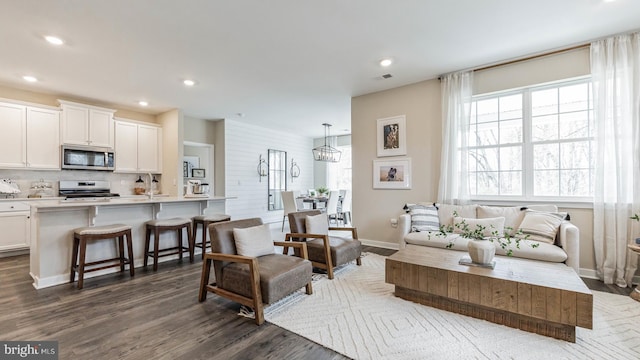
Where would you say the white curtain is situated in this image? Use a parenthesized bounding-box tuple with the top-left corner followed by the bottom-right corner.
(591, 32, 640, 287)
(438, 71, 473, 204)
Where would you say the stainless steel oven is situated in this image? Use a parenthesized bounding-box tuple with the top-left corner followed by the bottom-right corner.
(61, 145, 115, 171)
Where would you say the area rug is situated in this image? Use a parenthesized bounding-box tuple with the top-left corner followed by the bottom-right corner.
(263, 253, 640, 360)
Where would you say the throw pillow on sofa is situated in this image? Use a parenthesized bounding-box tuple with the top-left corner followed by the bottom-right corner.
(436, 203, 478, 227)
(477, 205, 526, 236)
(452, 216, 506, 238)
(408, 204, 440, 232)
(516, 210, 566, 244)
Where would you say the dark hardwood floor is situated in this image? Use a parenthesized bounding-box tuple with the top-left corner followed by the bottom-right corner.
(0, 245, 632, 359)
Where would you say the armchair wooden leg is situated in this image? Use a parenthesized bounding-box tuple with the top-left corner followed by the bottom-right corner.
(254, 303, 265, 325)
(305, 282, 313, 295)
(322, 238, 334, 280)
(356, 257, 362, 266)
(199, 258, 212, 302)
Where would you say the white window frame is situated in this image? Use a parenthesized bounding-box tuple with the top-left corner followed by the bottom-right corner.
(469, 76, 594, 205)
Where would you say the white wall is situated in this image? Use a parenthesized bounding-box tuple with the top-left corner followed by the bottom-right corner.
(224, 119, 314, 224)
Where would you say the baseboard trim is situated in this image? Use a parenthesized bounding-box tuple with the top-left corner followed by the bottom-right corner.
(579, 268, 639, 285)
(360, 239, 399, 250)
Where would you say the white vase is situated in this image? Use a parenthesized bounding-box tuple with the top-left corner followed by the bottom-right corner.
(467, 239, 495, 265)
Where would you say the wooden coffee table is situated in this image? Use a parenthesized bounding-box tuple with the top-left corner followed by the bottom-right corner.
(385, 247, 592, 342)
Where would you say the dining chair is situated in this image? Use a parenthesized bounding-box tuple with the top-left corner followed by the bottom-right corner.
(325, 190, 340, 224)
(281, 191, 299, 231)
(338, 190, 352, 226)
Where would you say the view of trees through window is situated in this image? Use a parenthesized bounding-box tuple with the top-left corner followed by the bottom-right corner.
(468, 78, 594, 199)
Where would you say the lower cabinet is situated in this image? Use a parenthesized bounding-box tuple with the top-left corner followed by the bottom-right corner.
(0, 202, 30, 252)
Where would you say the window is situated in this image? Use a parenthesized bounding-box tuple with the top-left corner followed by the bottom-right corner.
(468, 78, 594, 201)
(327, 145, 352, 192)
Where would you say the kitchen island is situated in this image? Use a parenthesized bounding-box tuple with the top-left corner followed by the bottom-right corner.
(29, 196, 231, 289)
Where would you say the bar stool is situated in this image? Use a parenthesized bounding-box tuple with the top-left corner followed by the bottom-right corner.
(192, 214, 231, 259)
(70, 224, 134, 289)
(144, 218, 194, 271)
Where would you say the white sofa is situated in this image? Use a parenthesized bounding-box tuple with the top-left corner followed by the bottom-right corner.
(398, 203, 580, 273)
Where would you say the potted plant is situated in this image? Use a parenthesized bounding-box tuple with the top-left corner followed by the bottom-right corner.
(316, 186, 329, 197)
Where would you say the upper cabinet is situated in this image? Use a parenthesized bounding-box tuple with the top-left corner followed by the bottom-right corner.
(0, 101, 60, 170)
(114, 119, 163, 173)
(59, 100, 115, 148)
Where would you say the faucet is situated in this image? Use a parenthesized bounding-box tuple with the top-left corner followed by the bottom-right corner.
(146, 173, 154, 199)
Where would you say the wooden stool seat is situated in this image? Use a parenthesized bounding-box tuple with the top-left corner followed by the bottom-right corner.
(192, 214, 231, 259)
(144, 218, 194, 271)
(70, 224, 134, 289)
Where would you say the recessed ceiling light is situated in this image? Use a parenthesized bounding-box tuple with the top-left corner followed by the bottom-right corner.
(183, 79, 195, 86)
(23, 75, 38, 82)
(380, 59, 393, 67)
(44, 35, 64, 45)
(138, 101, 148, 107)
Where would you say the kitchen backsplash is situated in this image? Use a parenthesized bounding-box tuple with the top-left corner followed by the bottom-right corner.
(0, 169, 161, 198)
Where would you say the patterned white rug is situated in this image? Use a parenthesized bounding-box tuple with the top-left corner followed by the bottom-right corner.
(263, 253, 640, 360)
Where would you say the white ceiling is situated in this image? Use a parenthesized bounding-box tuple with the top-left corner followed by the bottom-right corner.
(1, 1, 639, 138)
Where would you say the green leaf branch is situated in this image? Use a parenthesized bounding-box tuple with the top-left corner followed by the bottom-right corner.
(436, 211, 535, 256)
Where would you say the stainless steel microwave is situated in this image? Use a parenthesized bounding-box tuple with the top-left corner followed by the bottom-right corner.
(61, 145, 115, 171)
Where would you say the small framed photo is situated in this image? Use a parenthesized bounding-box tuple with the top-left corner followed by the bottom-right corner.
(373, 158, 411, 189)
(377, 115, 407, 157)
(192, 168, 205, 178)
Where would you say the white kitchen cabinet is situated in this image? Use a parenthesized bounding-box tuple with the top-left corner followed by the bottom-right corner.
(114, 119, 162, 173)
(0, 102, 26, 168)
(26, 107, 60, 169)
(0, 102, 60, 169)
(0, 202, 30, 252)
(59, 100, 115, 148)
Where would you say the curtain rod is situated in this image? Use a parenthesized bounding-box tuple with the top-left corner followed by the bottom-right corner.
(438, 43, 590, 80)
(473, 43, 589, 73)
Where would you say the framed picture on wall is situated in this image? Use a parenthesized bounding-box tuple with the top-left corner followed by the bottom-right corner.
(192, 168, 205, 178)
(377, 115, 407, 157)
(373, 158, 411, 189)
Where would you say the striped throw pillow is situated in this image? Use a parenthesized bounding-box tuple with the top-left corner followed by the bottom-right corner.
(409, 204, 440, 232)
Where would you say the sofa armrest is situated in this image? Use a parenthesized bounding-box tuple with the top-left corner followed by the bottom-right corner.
(557, 221, 580, 273)
(398, 214, 411, 249)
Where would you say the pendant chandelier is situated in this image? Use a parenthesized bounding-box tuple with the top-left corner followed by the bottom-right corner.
(312, 123, 341, 162)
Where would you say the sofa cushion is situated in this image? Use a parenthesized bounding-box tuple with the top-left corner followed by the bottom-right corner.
(453, 216, 505, 238)
(404, 232, 470, 251)
(494, 239, 568, 263)
(408, 204, 440, 232)
(233, 224, 274, 257)
(516, 210, 565, 244)
(477, 205, 526, 236)
(436, 203, 477, 227)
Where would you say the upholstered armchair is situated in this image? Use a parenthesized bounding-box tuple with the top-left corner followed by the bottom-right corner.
(286, 210, 362, 279)
(198, 218, 313, 325)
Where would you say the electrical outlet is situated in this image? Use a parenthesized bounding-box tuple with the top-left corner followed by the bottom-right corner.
(390, 218, 398, 228)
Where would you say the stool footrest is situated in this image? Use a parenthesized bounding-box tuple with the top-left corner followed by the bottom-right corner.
(73, 260, 130, 274)
(146, 246, 190, 258)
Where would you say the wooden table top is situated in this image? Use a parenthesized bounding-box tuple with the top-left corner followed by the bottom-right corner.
(388, 246, 591, 295)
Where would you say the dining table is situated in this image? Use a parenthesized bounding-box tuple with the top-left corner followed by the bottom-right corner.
(298, 196, 328, 209)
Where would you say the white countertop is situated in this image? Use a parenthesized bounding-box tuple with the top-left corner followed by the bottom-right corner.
(29, 195, 233, 209)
